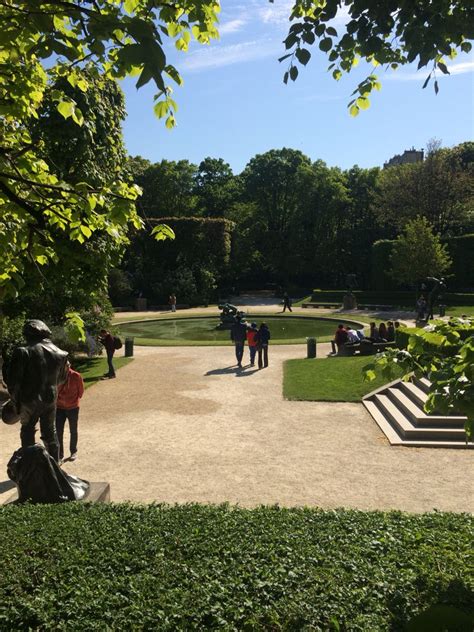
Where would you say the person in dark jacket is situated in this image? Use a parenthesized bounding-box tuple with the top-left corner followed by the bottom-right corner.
(99, 329, 116, 378)
(230, 317, 247, 368)
(257, 322, 271, 369)
(282, 292, 292, 312)
(5, 319, 68, 462)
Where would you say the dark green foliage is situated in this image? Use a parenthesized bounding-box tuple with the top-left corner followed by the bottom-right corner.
(310, 290, 474, 307)
(32, 71, 127, 187)
(371, 235, 474, 292)
(447, 234, 474, 290)
(125, 217, 235, 305)
(370, 239, 397, 290)
(0, 504, 471, 630)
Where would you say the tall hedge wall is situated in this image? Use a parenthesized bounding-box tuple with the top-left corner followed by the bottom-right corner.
(447, 234, 474, 290)
(370, 234, 474, 291)
(125, 217, 235, 305)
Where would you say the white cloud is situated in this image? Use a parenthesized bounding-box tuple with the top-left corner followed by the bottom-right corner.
(182, 39, 279, 72)
(386, 60, 474, 81)
(219, 18, 246, 34)
(259, 0, 294, 25)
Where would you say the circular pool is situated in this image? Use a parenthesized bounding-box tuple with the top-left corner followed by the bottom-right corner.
(117, 316, 365, 346)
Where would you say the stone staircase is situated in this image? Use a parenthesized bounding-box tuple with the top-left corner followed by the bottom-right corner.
(363, 377, 472, 449)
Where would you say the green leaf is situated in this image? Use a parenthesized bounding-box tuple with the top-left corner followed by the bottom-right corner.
(356, 96, 370, 110)
(332, 69, 342, 81)
(289, 66, 298, 81)
(319, 37, 332, 52)
(151, 224, 175, 241)
(295, 48, 311, 66)
(57, 100, 74, 119)
(153, 100, 168, 118)
(349, 103, 359, 117)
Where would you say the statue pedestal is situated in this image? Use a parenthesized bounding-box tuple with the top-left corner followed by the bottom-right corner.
(2, 481, 110, 505)
(342, 293, 357, 310)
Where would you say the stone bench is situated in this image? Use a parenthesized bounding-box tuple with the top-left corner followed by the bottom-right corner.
(338, 340, 396, 356)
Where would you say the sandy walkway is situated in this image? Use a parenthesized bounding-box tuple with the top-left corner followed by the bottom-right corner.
(1, 344, 472, 513)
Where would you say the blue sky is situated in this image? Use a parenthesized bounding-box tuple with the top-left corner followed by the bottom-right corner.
(122, 0, 474, 174)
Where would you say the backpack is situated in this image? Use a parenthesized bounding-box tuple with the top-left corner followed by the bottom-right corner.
(113, 336, 122, 350)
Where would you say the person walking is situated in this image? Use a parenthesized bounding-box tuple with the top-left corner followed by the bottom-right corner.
(99, 329, 116, 379)
(56, 361, 84, 462)
(282, 292, 292, 312)
(257, 322, 271, 369)
(169, 293, 177, 313)
(246, 322, 259, 367)
(230, 316, 247, 368)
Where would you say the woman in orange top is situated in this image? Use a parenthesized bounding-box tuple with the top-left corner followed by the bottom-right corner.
(246, 323, 259, 367)
(55, 361, 84, 462)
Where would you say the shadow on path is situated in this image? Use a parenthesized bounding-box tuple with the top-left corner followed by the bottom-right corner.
(205, 365, 260, 377)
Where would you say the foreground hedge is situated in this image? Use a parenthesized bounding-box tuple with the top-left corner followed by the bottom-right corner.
(0, 504, 472, 630)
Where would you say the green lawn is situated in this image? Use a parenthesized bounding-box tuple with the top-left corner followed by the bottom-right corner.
(284, 355, 403, 401)
(72, 356, 133, 389)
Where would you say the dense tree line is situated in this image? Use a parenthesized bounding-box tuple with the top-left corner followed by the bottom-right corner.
(122, 141, 473, 301)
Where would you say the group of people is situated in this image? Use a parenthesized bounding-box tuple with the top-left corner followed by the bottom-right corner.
(332, 321, 398, 354)
(230, 317, 271, 369)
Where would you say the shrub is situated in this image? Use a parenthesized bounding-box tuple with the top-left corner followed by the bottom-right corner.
(0, 504, 471, 630)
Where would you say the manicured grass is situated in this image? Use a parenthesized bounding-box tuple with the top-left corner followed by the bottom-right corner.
(72, 356, 133, 388)
(0, 504, 471, 630)
(284, 356, 403, 401)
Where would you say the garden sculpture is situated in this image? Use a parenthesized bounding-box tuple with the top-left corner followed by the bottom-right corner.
(425, 277, 447, 320)
(217, 303, 246, 329)
(3, 319, 89, 502)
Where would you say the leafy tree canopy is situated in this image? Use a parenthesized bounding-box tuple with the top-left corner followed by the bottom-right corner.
(0, 0, 220, 298)
(280, 0, 473, 115)
(390, 217, 452, 286)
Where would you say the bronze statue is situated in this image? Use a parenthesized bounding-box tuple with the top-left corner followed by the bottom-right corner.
(217, 303, 245, 329)
(5, 319, 68, 462)
(425, 277, 447, 320)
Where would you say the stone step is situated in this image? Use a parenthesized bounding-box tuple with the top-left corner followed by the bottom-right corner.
(386, 387, 465, 428)
(397, 380, 428, 408)
(414, 377, 431, 393)
(373, 394, 466, 442)
(363, 400, 472, 449)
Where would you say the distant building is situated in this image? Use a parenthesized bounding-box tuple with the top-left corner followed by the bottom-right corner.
(383, 147, 424, 169)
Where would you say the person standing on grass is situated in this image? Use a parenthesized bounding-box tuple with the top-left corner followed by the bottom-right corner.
(230, 316, 247, 368)
(246, 322, 259, 367)
(257, 322, 271, 369)
(99, 329, 116, 379)
(56, 361, 84, 462)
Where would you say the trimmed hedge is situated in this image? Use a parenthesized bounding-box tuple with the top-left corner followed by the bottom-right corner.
(310, 289, 474, 307)
(370, 235, 474, 292)
(447, 234, 474, 290)
(0, 504, 472, 630)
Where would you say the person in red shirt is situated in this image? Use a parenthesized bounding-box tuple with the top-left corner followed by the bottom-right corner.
(246, 322, 259, 366)
(55, 361, 84, 462)
(332, 324, 348, 354)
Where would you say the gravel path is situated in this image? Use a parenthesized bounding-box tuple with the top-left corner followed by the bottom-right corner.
(1, 343, 472, 512)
